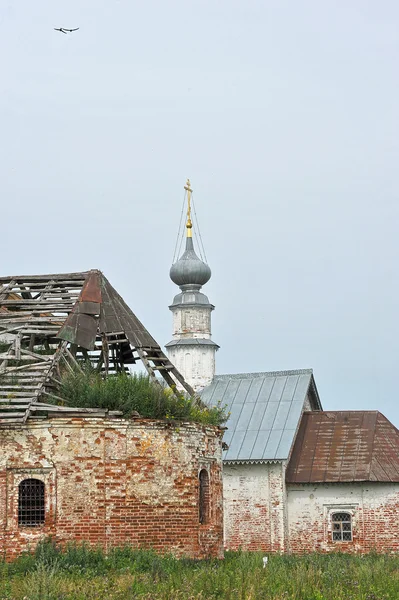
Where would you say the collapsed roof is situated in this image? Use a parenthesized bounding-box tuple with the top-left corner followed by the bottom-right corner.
(0, 270, 193, 425)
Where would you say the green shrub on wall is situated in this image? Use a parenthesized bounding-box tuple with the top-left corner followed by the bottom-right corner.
(49, 366, 227, 426)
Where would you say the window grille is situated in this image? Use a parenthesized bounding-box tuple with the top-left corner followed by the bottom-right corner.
(199, 469, 209, 525)
(18, 479, 45, 527)
(332, 512, 352, 541)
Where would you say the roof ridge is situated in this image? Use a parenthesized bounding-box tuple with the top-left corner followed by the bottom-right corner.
(214, 369, 313, 380)
(0, 270, 95, 282)
(303, 410, 380, 415)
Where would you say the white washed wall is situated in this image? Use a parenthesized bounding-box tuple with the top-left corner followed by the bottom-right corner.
(287, 482, 399, 553)
(168, 345, 215, 392)
(223, 462, 287, 552)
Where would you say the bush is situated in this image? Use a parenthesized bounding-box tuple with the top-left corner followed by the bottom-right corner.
(49, 366, 227, 426)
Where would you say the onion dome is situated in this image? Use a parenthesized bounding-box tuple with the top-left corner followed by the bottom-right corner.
(170, 237, 211, 288)
(170, 179, 211, 289)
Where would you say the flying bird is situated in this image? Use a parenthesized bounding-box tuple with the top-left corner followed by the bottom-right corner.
(54, 27, 79, 34)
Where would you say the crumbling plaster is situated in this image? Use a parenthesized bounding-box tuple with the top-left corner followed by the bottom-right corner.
(287, 482, 399, 553)
(0, 417, 224, 560)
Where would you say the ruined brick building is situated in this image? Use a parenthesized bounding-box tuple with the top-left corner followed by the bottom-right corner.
(168, 180, 399, 554)
(2, 181, 399, 559)
(0, 271, 224, 560)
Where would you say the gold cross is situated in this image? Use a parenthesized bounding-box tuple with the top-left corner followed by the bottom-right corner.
(184, 179, 193, 235)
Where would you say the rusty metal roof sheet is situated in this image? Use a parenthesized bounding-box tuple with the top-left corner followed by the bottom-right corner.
(286, 411, 399, 483)
(201, 369, 321, 462)
(0, 270, 192, 424)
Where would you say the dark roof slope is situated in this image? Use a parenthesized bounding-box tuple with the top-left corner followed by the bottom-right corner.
(0, 270, 192, 424)
(286, 411, 399, 483)
(201, 369, 321, 462)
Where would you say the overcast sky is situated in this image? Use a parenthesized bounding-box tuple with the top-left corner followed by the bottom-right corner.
(1, 1, 398, 425)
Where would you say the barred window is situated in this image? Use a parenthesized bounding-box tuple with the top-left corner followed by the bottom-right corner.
(199, 469, 209, 525)
(18, 479, 45, 527)
(332, 512, 352, 541)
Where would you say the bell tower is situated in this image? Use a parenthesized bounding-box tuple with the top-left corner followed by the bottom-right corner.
(166, 180, 219, 392)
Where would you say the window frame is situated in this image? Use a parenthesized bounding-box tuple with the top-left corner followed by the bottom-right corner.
(331, 511, 352, 542)
(198, 468, 210, 525)
(18, 478, 46, 528)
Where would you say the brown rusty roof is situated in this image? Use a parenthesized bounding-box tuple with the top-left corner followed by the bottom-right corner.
(286, 411, 399, 483)
(0, 270, 193, 424)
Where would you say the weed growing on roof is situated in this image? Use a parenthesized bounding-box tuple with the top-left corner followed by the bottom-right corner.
(49, 365, 228, 426)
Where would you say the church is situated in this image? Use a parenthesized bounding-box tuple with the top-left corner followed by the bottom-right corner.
(0, 181, 398, 559)
(0, 270, 224, 560)
(166, 180, 399, 554)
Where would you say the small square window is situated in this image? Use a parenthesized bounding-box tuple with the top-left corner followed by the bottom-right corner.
(331, 512, 352, 542)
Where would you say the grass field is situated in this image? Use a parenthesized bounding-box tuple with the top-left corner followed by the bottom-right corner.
(1, 541, 398, 600)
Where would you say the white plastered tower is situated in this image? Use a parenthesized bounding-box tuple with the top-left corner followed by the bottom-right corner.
(166, 180, 219, 392)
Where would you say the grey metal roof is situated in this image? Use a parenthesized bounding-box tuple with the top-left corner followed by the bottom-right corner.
(201, 369, 320, 462)
(169, 288, 213, 308)
(165, 338, 219, 348)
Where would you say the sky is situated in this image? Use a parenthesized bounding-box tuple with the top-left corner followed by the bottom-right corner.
(1, 1, 398, 425)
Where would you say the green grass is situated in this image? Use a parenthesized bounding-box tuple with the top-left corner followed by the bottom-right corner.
(48, 367, 227, 426)
(1, 541, 398, 599)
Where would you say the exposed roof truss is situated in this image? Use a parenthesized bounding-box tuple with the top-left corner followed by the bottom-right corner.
(0, 270, 193, 424)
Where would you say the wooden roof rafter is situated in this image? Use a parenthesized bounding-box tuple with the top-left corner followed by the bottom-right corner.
(0, 270, 193, 424)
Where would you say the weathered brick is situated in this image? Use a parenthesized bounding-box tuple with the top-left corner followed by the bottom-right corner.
(224, 462, 399, 554)
(0, 417, 224, 560)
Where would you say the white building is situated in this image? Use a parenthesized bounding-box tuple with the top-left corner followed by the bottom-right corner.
(167, 181, 399, 554)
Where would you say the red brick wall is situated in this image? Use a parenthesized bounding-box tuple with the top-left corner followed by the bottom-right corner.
(288, 483, 399, 553)
(0, 417, 224, 560)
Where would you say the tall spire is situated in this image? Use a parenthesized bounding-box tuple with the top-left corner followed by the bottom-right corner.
(166, 179, 219, 392)
(184, 178, 193, 238)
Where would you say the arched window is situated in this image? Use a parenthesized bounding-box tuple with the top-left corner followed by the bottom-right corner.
(18, 479, 45, 527)
(185, 352, 192, 379)
(332, 512, 352, 541)
(199, 469, 209, 525)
